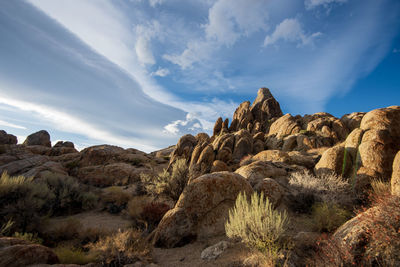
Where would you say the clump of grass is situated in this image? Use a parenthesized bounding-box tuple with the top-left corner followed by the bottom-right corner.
(225, 192, 289, 264)
(310, 202, 352, 233)
(369, 178, 391, 205)
(288, 171, 354, 207)
(13, 232, 43, 244)
(102, 186, 132, 206)
(0, 219, 14, 236)
(88, 229, 151, 265)
(54, 245, 98, 265)
(140, 159, 189, 201)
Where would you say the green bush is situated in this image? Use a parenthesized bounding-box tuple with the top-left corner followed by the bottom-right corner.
(54, 245, 97, 265)
(140, 159, 189, 201)
(225, 192, 288, 262)
(13, 232, 43, 244)
(39, 172, 98, 215)
(311, 202, 351, 233)
(0, 172, 52, 232)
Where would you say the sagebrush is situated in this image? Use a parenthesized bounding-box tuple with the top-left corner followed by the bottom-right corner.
(225, 192, 288, 263)
(140, 158, 189, 201)
(288, 171, 354, 207)
(310, 202, 352, 233)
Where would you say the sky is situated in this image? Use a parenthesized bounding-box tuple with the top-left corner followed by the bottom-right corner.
(0, 0, 399, 152)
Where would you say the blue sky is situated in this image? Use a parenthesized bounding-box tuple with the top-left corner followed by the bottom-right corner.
(0, 0, 399, 152)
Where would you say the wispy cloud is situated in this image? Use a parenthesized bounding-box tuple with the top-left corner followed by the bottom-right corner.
(0, 119, 26, 130)
(263, 18, 321, 47)
(305, 0, 348, 10)
(152, 67, 170, 77)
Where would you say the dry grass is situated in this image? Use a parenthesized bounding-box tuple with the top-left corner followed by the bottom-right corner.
(88, 228, 151, 265)
(288, 171, 354, 207)
(127, 195, 152, 219)
(310, 202, 351, 233)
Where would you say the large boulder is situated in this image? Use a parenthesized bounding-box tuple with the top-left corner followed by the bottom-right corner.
(253, 178, 285, 207)
(314, 145, 352, 177)
(0, 238, 59, 267)
(341, 112, 366, 132)
(23, 130, 51, 147)
(391, 150, 400, 196)
(356, 106, 400, 182)
(268, 114, 301, 138)
(235, 160, 287, 186)
(0, 130, 17, 145)
(232, 130, 253, 160)
(168, 134, 198, 169)
(151, 172, 253, 248)
(79, 145, 126, 166)
(213, 117, 223, 136)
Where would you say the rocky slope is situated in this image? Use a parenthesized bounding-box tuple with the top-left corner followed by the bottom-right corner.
(1, 87, 399, 266)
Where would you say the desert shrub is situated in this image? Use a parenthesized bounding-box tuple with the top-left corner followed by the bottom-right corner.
(13, 232, 43, 244)
(102, 186, 132, 206)
(368, 178, 391, 205)
(0, 172, 52, 232)
(363, 195, 400, 266)
(0, 219, 14, 236)
(127, 196, 152, 219)
(39, 173, 98, 215)
(140, 202, 170, 228)
(310, 202, 352, 233)
(54, 245, 97, 265)
(140, 158, 189, 201)
(88, 229, 151, 265)
(49, 218, 82, 242)
(287, 192, 316, 214)
(288, 171, 354, 207)
(225, 192, 288, 263)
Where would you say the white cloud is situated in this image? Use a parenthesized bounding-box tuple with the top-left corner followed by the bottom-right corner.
(134, 21, 162, 65)
(164, 0, 270, 69)
(0, 95, 158, 152)
(0, 119, 26, 129)
(149, 0, 164, 7)
(305, 0, 347, 10)
(152, 67, 170, 77)
(164, 113, 203, 135)
(263, 18, 321, 47)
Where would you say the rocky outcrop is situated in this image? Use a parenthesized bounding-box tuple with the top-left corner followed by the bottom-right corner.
(253, 178, 285, 207)
(268, 114, 301, 138)
(0, 237, 59, 267)
(213, 117, 223, 136)
(151, 172, 253, 248)
(391, 150, 400, 196)
(235, 160, 287, 186)
(341, 112, 366, 131)
(23, 130, 51, 147)
(314, 145, 352, 177)
(0, 130, 17, 145)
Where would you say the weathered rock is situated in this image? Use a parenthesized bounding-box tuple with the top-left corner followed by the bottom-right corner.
(189, 144, 215, 178)
(201, 241, 231, 261)
(210, 160, 229, 173)
(232, 130, 253, 160)
(25, 145, 52, 155)
(54, 141, 75, 148)
(168, 134, 198, 169)
(231, 101, 253, 132)
(252, 139, 264, 154)
(0, 239, 59, 267)
(253, 150, 289, 163)
(253, 150, 316, 169)
(77, 163, 144, 186)
(341, 112, 365, 132)
(254, 178, 285, 207)
(268, 114, 301, 138)
(235, 160, 287, 186)
(391, 151, 400, 196)
(151, 172, 253, 248)
(23, 130, 51, 147)
(0, 130, 17, 145)
(212, 133, 234, 152)
(250, 88, 283, 132)
(152, 145, 175, 159)
(213, 117, 223, 136)
(216, 147, 232, 163)
(314, 145, 352, 177)
(79, 145, 125, 166)
(0, 154, 48, 176)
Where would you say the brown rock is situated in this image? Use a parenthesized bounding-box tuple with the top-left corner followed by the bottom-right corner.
(235, 160, 287, 186)
(254, 178, 285, 207)
(213, 117, 223, 136)
(151, 172, 253, 248)
(0, 241, 59, 267)
(250, 88, 283, 132)
(77, 163, 141, 186)
(79, 145, 125, 166)
(341, 112, 366, 131)
(23, 130, 51, 147)
(268, 114, 301, 138)
(0, 130, 17, 145)
(391, 151, 400, 196)
(314, 145, 352, 177)
(231, 101, 253, 131)
(210, 160, 229, 172)
(232, 130, 253, 160)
